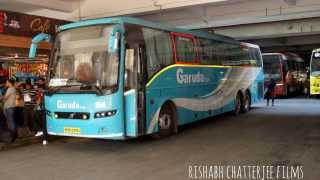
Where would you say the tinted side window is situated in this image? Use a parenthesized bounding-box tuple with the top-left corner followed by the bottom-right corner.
(175, 36, 196, 63)
(287, 60, 295, 71)
(253, 48, 262, 67)
(225, 45, 262, 67)
(221, 44, 243, 66)
(142, 28, 173, 78)
(198, 38, 221, 65)
(248, 47, 262, 67)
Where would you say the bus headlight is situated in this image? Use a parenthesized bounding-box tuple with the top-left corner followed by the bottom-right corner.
(95, 110, 117, 118)
(52, 112, 90, 120)
(54, 113, 59, 119)
(82, 114, 88, 120)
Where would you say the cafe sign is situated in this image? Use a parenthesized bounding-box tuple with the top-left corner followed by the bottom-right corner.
(0, 9, 69, 37)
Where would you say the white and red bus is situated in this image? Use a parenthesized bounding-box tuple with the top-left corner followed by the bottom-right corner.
(262, 52, 307, 97)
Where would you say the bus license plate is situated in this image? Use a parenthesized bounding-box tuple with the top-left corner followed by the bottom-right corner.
(64, 127, 81, 134)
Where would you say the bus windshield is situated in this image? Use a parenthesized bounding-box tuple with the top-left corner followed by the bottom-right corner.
(263, 55, 281, 81)
(48, 25, 119, 93)
(311, 52, 320, 76)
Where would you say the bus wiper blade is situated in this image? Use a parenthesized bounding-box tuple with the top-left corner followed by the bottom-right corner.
(47, 85, 74, 95)
(79, 83, 104, 96)
(92, 85, 104, 96)
(47, 81, 104, 96)
(47, 80, 82, 95)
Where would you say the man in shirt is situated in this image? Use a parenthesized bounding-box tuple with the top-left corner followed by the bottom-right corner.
(34, 78, 48, 145)
(1, 79, 17, 134)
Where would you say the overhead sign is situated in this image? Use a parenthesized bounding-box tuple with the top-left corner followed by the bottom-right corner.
(0, 9, 69, 37)
(0, 11, 4, 33)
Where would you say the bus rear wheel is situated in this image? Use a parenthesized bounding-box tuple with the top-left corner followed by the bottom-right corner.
(241, 92, 251, 113)
(233, 93, 242, 115)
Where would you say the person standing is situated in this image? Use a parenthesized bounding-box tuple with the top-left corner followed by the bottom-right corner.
(0, 79, 17, 135)
(23, 79, 39, 133)
(0, 82, 6, 130)
(15, 82, 25, 130)
(266, 79, 276, 106)
(37, 77, 46, 89)
(34, 77, 48, 145)
(303, 77, 310, 98)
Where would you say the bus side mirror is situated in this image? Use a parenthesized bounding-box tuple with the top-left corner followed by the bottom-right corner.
(108, 24, 123, 53)
(108, 31, 120, 53)
(29, 33, 51, 58)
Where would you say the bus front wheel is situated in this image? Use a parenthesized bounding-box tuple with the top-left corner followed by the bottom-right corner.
(154, 104, 175, 138)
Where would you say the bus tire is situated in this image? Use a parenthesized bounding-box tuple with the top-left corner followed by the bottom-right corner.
(241, 91, 251, 113)
(153, 103, 176, 138)
(233, 92, 242, 115)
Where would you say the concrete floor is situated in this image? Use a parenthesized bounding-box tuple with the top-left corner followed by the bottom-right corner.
(0, 98, 319, 180)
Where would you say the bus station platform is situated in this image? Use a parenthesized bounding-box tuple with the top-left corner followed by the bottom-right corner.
(0, 136, 41, 151)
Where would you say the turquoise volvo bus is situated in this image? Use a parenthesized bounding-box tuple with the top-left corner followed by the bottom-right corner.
(29, 17, 264, 139)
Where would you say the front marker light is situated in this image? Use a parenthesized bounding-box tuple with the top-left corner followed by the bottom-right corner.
(82, 114, 88, 120)
(54, 113, 59, 119)
(94, 110, 117, 118)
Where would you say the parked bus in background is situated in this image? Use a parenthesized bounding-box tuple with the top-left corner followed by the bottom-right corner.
(262, 53, 306, 97)
(28, 17, 264, 140)
(310, 49, 320, 96)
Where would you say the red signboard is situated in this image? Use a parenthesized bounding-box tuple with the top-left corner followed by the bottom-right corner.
(0, 11, 4, 33)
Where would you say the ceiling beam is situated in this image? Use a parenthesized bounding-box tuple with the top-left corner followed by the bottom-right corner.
(0, 0, 75, 12)
(212, 17, 320, 40)
(284, 0, 297, 6)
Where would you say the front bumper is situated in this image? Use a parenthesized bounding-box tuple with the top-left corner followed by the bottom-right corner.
(46, 113, 125, 139)
(47, 131, 125, 140)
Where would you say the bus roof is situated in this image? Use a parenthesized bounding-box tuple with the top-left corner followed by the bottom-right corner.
(262, 53, 283, 56)
(312, 48, 320, 53)
(59, 17, 238, 44)
(240, 42, 260, 49)
(262, 52, 304, 62)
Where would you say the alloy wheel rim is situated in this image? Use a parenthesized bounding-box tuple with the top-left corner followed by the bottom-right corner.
(245, 96, 250, 110)
(236, 97, 241, 112)
(159, 114, 171, 130)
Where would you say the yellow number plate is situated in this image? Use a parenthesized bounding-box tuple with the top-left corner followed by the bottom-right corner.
(64, 127, 81, 134)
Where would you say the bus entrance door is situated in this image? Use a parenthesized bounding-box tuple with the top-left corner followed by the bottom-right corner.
(124, 46, 145, 137)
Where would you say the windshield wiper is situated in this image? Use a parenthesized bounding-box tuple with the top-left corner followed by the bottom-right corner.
(47, 79, 83, 95)
(79, 83, 104, 96)
(47, 79, 105, 96)
(92, 85, 104, 96)
(47, 85, 75, 96)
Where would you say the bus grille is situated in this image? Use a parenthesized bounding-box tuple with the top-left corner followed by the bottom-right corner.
(54, 112, 90, 120)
